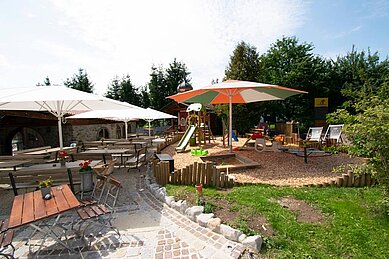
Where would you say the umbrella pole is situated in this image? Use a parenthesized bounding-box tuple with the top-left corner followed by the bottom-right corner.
(148, 120, 151, 136)
(125, 121, 128, 140)
(229, 95, 233, 153)
(58, 116, 64, 149)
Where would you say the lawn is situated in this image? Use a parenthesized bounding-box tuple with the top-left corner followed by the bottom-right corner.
(166, 184, 389, 258)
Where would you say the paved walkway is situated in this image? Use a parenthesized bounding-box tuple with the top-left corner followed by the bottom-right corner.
(8, 166, 245, 258)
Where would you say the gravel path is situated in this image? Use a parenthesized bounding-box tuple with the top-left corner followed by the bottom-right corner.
(162, 137, 364, 187)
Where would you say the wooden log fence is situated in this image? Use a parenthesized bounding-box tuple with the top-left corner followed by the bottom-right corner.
(152, 160, 234, 188)
(313, 169, 376, 188)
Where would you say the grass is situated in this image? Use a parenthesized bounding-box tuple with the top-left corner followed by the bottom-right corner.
(166, 184, 389, 258)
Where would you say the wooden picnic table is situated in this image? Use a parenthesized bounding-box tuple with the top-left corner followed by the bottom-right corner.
(8, 184, 80, 254)
(80, 148, 130, 165)
(21, 146, 75, 156)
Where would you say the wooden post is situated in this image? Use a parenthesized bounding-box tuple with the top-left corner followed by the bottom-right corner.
(193, 162, 198, 184)
(215, 169, 221, 187)
(205, 162, 212, 186)
(360, 173, 366, 187)
(336, 177, 343, 187)
(329, 180, 336, 186)
(366, 174, 371, 186)
(347, 170, 354, 187)
(200, 163, 206, 185)
(220, 172, 225, 187)
(342, 174, 349, 187)
(354, 176, 360, 187)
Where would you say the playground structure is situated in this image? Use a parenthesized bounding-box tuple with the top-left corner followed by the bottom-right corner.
(175, 103, 214, 152)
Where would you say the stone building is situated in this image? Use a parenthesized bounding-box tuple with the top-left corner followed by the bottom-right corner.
(0, 111, 136, 155)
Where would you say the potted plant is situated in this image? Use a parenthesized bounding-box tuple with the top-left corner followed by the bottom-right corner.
(38, 177, 53, 200)
(58, 150, 69, 166)
(79, 160, 94, 193)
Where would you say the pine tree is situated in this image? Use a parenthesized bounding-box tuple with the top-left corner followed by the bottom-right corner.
(64, 68, 94, 93)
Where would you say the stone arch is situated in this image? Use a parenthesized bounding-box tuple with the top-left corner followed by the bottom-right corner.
(97, 127, 110, 140)
(6, 127, 45, 154)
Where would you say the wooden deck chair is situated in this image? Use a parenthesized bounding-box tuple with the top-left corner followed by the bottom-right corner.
(93, 159, 117, 178)
(305, 127, 324, 142)
(323, 124, 344, 144)
(0, 219, 15, 259)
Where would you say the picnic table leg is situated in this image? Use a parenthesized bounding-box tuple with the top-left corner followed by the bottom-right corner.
(304, 146, 307, 163)
(29, 215, 76, 256)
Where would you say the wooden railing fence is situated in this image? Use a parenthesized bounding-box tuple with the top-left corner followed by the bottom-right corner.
(152, 160, 234, 188)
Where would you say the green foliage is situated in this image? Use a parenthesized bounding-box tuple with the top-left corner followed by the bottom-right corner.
(64, 68, 94, 93)
(225, 41, 260, 81)
(36, 76, 51, 86)
(38, 177, 53, 188)
(149, 59, 191, 110)
(167, 184, 389, 257)
(139, 86, 151, 108)
(105, 75, 142, 106)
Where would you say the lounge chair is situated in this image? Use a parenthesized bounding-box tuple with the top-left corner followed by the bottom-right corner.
(323, 124, 344, 144)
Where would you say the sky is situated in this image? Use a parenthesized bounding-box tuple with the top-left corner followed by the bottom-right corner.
(0, 0, 388, 95)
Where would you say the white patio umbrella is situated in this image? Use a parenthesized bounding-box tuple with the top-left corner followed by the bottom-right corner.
(68, 107, 177, 138)
(168, 80, 307, 152)
(0, 86, 141, 148)
(143, 108, 177, 136)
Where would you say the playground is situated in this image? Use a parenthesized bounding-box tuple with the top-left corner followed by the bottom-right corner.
(163, 137, 364, 186)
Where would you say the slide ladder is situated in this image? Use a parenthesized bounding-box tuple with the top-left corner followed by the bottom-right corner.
(176, 125, 197, 152)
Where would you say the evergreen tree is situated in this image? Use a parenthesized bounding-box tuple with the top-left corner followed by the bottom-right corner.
(148, 65, 166, 109)
(36, 76, 51, 86)
(139, 86, 151, 108)
(64, 68, 94, 93)
(105, 75, 141, 106)
(225, 41, 260, 81)
(105, 76, 121, 100)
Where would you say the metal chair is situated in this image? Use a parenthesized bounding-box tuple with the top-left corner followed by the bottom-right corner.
(0, 219, 15, 259)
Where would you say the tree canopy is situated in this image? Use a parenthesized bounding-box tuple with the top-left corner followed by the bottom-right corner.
(105, 75, 142, 107)
(64, 68, 94, 93)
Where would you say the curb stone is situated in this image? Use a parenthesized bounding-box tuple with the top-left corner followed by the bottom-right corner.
(145, 168, 263, 253)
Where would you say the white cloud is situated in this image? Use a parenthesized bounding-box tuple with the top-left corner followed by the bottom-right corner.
(5, 0, 307, 94)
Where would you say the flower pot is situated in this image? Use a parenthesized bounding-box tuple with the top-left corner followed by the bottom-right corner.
(80, 170, 94, 192)
(195, 184, 203, 196)
(41, 187, 52, 200)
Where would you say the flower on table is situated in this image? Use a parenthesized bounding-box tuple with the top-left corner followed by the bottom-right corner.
(79, 160, 93, 172)
(58, 150, 69, 160)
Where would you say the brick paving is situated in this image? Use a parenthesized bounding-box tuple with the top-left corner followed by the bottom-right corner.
(4, 162, 245, 258)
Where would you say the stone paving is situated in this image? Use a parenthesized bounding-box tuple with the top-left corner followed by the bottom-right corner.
(5, 164, 245, 258)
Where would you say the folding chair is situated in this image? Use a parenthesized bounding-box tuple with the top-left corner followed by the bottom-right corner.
(76, 177, 122, 245)
(93, 159, 117, 178)
(126, 147, 147, 171)
(305, 127, 323, 142)
(0, 219, 15, 259)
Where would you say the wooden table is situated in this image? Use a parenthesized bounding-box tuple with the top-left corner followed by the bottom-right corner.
(8, 184, 80, 254)
(80, 149, 130, 165)
(22, 146, 75, 156)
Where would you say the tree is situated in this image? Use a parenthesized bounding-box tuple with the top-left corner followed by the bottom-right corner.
(105, 75, 141, 106)
(36, 76, 51, 86)
(328, 80, 389, 201)
(329, 47, 389, 112)
(139, 86, 151, 108)
(225, 41, 260, 81)
(223, 41, 263, 133)
(64, 68, 94, 93)
(148, 59, 191, 110)
(105, 76, 121, 100)
(258, 36, 329, 130)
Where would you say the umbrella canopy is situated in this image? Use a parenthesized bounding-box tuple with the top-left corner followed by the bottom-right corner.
(0, 86, 141, 148)
(68, 107, 176, 138)
(168, 80, 307, 152)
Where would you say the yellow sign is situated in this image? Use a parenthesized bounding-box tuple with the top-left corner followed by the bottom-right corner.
(315, 98, 328, 107)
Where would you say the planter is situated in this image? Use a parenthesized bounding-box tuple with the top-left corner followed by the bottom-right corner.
(60, 159, 66, 166)
(195, 184, 203, 196)
(79, 170, 94, 192)
(41, 187, 52, 200)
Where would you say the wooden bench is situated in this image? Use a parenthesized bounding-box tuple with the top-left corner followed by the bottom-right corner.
(0, 218, 15, 259)
(126, 147, 147, 171)
(8, 167, 79, 196)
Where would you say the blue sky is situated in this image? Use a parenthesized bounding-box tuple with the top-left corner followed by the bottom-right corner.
(0, 0, 387, 95)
